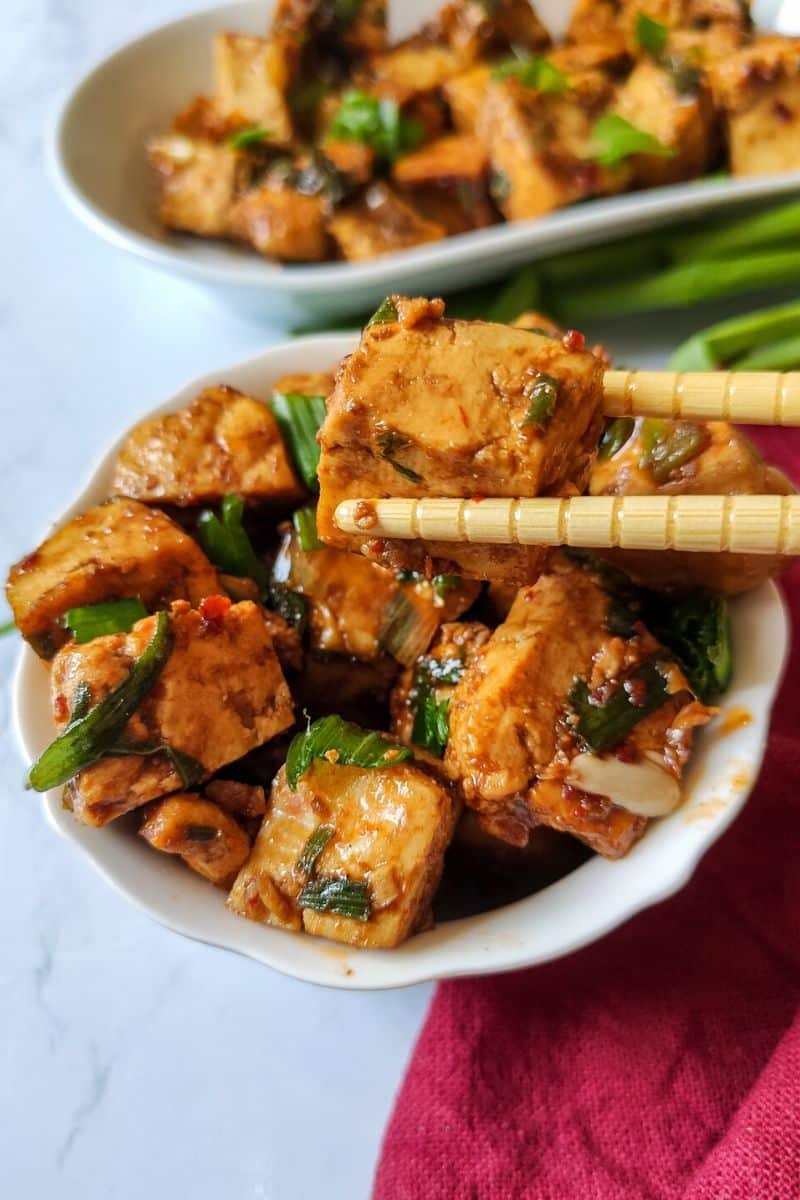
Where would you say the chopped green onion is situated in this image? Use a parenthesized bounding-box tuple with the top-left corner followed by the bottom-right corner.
(635, 12, 669, 57)
(198, 494, 268, 592)
(293, 505, 324, 552)
(568, 660, 672, 754)
(376, 430, 423, 483)
(598, 417, 635, 461)
(639, 421, 711, 484)
(492, 54, 568, 93)
(669, 300, 800, 371)
(65, 599, 148, 644)
(591, 113, 674, 167)
(70, 682, 93, 722)
(487, 264, 542, 324)
(328, 90, 422, 163)
(669, 199, 800, 264)
(269, 391, 327, 490)
(433, 575, 461, 599)
(105, 739, 205, 788)
(524, 373, 559, 429)
(227, 126, 273, 149)
(0, 620, 16, 637)
(266, 583, 309, 635)
(380, 589, 439, 666)
(185, 825, 218, 842)
(733, 333, 800, 371)
(367, 297, 399, 326)
(286, 715, 412, 789)
(28, 610, 173, 792)
(296, 825, 334, 877)
(411, 684, 450, 758)
(298, 876, 371, 921)
(642, 592, 731, 702)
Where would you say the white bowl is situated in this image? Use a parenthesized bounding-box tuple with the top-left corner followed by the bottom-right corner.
(48, 0, 800, 323)
(12, 334, 790, 989)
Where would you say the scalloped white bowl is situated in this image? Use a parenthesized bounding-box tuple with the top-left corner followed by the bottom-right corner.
(12, 334, 790, 988)
(48, 0, 800, 321)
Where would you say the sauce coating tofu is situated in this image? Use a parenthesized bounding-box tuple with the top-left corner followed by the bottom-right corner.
(229, 185, 329, 261)
(112, 385, 303, 507)
(445, 565, 710, 856)
(227, 760, 458, 947)
(7, 498, 219, 658)
(590, 417, 796, 594)
(213, 33, 295, 145)
(148, 135, 250, 237)
(316, 297, 605, 583)
(433, 0, 550, 64)
(51, 600, 294, 826)
(712, 36, 800, 176)
(392, 134, 493, 232)
(327, 184, 445, 261)
(140, 794, 251, 885)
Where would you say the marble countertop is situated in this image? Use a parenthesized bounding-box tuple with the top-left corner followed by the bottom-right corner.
(1, 2, 794, 1196)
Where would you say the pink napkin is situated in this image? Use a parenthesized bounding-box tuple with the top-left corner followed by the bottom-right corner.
(374, 427, 800, 1200)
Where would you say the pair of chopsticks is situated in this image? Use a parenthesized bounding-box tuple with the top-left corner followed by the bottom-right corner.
(335, 369, 800, 556)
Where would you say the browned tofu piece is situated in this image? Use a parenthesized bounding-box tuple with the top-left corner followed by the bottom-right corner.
(590, 416, 796, 594)
(171, 95, 231, 140)
(140, 794, 250, 885)
(229, 184, 328, 261)
(112, 385, 303, 507)
(227, 759, 457, 947)
(148, 135, 250, 237)
(565, 0, 629, 64)
(204, 779, 267, 818)
(712, 36, 800, 176)
(618, 0, 751, 51)
(434, 0, 550, 65)
(392, 134, 493, 231)
(317, 297, 605, 583)
(443, 64, 492, 133)
(320, 138, 376, 184)
(7, 498, 218, 658)
(270, 0, 387, 56)
(327, 184, 445, 261)
(52, 599, 294, 826)
(213, 33, 294, 145)
(274, 523, 480, 663)
(611, 56, 718, 187)
(337, 0, 387, 56)
(366, 39, 464, 104)
(445, 566, 711, 856)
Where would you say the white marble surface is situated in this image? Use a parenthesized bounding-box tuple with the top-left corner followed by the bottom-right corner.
(1, 3, 795, 1197)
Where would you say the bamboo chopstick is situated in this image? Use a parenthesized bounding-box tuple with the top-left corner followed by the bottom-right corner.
(335, 495, 800, 555)
(601, 369, 800, 424)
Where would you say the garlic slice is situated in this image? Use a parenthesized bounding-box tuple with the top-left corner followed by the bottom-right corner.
(565, 752, 681, 818)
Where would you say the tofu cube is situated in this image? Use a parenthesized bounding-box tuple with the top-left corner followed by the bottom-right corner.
(712, 36, 800, 175)
(213, 33, 294, 145)
(227, 759, 457, 947)
(140, 794, 251, 885)
(434, 0, 550, 65)
(445, 564, 711, 856)
(229, 184, 328, 261)
(51, 599, 294, 826)
(148, 135, 249, 237)
(562, 1, 630, 72)
(443, 64, 493, 133)
(367, 39, 464, 105)
(112, 385, 303, 507)
(320, 138, 376, 184)
(392, 134, 493, 231)
(316, 297, 605, 583)
(327, 184, 445, 261)
(7, 498, 219, 658)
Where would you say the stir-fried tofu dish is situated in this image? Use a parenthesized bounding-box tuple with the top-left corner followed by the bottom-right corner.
(10, 297, 795, 950)
(147, 0, 800, 264)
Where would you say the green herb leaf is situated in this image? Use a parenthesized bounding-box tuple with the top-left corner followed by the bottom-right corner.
(599, 417, 635, 461)
(642, 592, 731, 702)
(297, 824, 335, 877)
(493, 54, 568, 93)
(411, 686, 450, 757)
(28, 611, 173, 792)
(105, 739, 205, 788)
(269, 391, 327, 489)
(591, 113, 674, 167)
(524, 373, 559, 428)
(568, 659, 671, 753)
(286, 715, 412, 789)
(433, 574, 461, 599)
(293, 505, 324, 552)
(376, 430, 423, 483)
(328, 90, 422, 162)
(66, 599, 148, 644)
(198, 494, 268, 592)
(266, 583, 309, 635)
(0, 619, 16, 637)
(227, 126, 273, 150)
(635, 12, 669, 57)
(298, 875, 371, 920)
(639, 420, 711, 484)
(367, 297, 399, 326)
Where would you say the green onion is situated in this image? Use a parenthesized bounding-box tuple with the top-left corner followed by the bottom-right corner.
(598, 418, 635, 461)
(733, 333, 800, 371)
(524, 374, 559, 429)
(185, 825, 218, 842)
(65, 599, 148, 644)
(266, 583, 309, 635)
(367, 297, 399, 326)
(28, 610, 173, 792)
(328, 90, 422, 163)
(379, 590, 439, 666)
(70, 682, 93, 722)
(492, 54, 568, 93)
(639, 421, 711, 484)
(591, 113, 674, 167)
(568, 660, 671, 754)
(269, 391, 327, 490)
(286, 715, 412, 789)
(669, 199, 800, 263)
(227, 126, 273, 149)
(376, 430, 423, 483)
(104, 739, 205, 788)
(433, 575, 461, 599)
(486, 264, 542, 324)
(296, 824, 334, 877)
(198, 494, 268, 592)
(642, 592, 731, 703)
(635, 12, 669, 56)
(293, 505, 324, 552)
(0, 620, 16, 637)
(669, 300, 800, 371)
(298, 876, 371, 921)
(411, 685, 450, 758)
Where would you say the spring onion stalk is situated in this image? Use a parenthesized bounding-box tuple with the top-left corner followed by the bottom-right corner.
(0, 620, 16, 637)
(380, 590, 440, 667)
(298, 876, 371, 921)
(286, 715, 412, 789)
(635, 12, 668, 56)
(539, 234, 668, 287)
(105, 739, 205, 788)
(433, 575, 461, 600)
(293, 505, 324, 552)
(367, 296, 398, 326)
(598, 418, 635, 461)
(65, 599, 148, 644)
(411, 686, 450, 757)
(669, 300, 800, 371)
(492, 55, 568, 93)
(198, 494, 268, 592)
(568, 660, 671, 754)
(328, 91, 422, 163)
(640, 423, 711, 485)
(486, 264, 543, 324)
(28, 611, 173, 792)
(733, 333, 800, 371)
(297, 825, 335, 877)
(590, 113, 674, 167)
(669, 199, 800, 263)
(642, 593, 731, 702)
(524, 374, 559, 429)
(227, 126, 273, 149)
(269, 392, 327, 490)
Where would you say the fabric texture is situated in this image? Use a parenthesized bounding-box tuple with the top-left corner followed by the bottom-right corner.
(374, 427, 800, 1200)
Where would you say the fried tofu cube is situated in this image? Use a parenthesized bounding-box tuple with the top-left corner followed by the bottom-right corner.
(392, 134, 493, 231)
(434, 0, 550, 64)
(204, 779, 267, 818)
(112, 385, 303, 507)
(7, 498, 218, 658)
(443, 64, 492, 133)
(445, 565, 711, 856)
(320, 138, 376, 184)
(712, 36, 800, 176)
(227, 759, 457, 947)
(51, 599, 294, 826)
(270, 0, 387, 56)
(565, 0, 629, 63)
(366, 39, 463, 104)
(617, 0, 751, 52)
(213, 33, 294, 145)
(611, 56, 718, 187)
(148, 135, 250, 237)
(327, 184, 445, 261)
(229, 184, 328, 261)
(590, 417, 796, 594)
(316, 297, 605, 583)
(140, 794, 251, 885)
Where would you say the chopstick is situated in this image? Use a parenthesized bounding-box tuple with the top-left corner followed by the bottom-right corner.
(601, 369, 800, 424)
(335, 495, 800, 555)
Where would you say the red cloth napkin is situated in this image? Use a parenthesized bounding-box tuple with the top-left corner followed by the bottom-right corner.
(374, 427, 800, 1200)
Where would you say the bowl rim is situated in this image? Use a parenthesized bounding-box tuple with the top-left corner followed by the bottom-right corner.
(11, 333, 791, 989)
